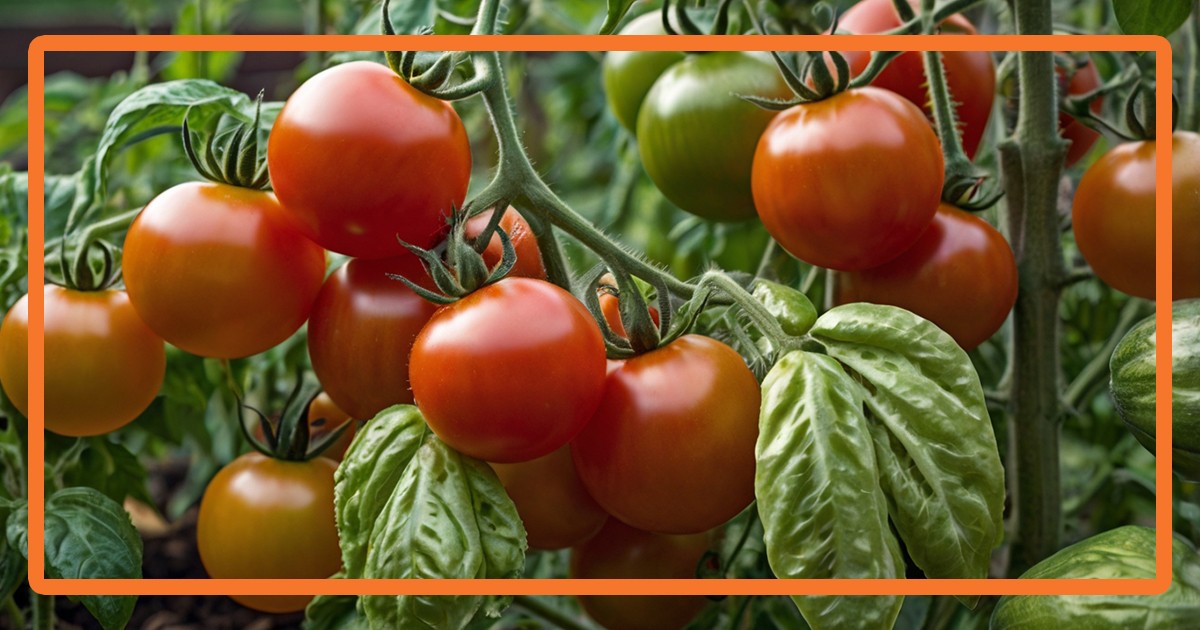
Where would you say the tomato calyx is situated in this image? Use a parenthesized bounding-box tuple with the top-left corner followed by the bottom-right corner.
(181, 92, 270, 190)
(583, 268, 672, 356)
(389, 206, 520, 305)
(240, 375, 351, 462)
(380, 0, 492, 101)
(55, 239, 121, 292)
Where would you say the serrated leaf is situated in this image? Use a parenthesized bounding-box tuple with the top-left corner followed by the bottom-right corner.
(811, 304, 1004, 605)
(1113, 0, 1191, 37)
(756, 350, 904, 630)
(44, 487, 142, 630)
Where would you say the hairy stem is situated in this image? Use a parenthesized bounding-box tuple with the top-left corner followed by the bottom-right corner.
(1000, 0, 1069, 575)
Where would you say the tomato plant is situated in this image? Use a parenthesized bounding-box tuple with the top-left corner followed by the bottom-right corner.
(1072, 131, 1200, 300)
(752, 87, 944, 271)
(570, 519, 712, 630)
(838, 0, 996, 158)
(409, 277, 607, 463)
(307, 254, 439, 420)
(636, 51, 792, 222)
(122, 182, 327, 359)
(572, 334, 760, 534)
(0, 286, 165, 436)
(834, 204, 1018, 350)
(267, 60, 472, 259)
(490, 445, 609, 550)
(464, 206, 546, 279)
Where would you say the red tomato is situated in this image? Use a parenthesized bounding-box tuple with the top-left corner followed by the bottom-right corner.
(490, 446, 609, 550)
(409, 278, 607, 463)
(0, 287, 165, 436)
(122, 182, 326, 359)
(752, 87, 944, 271)
(572, 335, 760, 534)
(599, 292, 660, 338)
(838, 0, 995, 158)
(1060, 57, 1102, 167)
(307, 254, 439, 420)
(306, 392, 357, 461)
(835, 204, 1018, 350)
(570, 520, 712, 630)
(196, 452, 341, 613)
(1072, 132, 1200, 300)
(268, 60, 472, 259)
(463, 207, 546, 279)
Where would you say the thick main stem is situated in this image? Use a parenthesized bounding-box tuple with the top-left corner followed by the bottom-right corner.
(1001, 0, 1068, 575)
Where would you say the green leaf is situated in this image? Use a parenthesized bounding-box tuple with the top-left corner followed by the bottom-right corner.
(61, 439, 155, 508)
(305, 591, 370, 630)
(1113, 0, 1191, 37)
(599, 0, 639, 34)
(6, 502, 26, 559)
(0, 421, 24, 501)
(360, 433, 526, 628)
(44, 487, 142, 630)
(992, 526, 1200, 628)
(0, 499, 24, 602)
(334, 405, 430, 578)
(756, 350, 904, 630)
(811, 304, 1004, 602)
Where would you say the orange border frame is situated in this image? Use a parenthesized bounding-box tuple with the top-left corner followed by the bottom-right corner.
(25, 33, 1174, 599)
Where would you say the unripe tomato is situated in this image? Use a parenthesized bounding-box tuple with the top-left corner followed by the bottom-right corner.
(570, 520, 712, 630)
(838, 0, 995, 158)
(0, 286, 165, 436)
(490, 446, 608, 550)
(1059, 57, 1102, 167)
(835, 204, 1018, 350)
(752, 87, 944, 271)
(463, 207, 546, 279)
(637, 52, 792, 222)
(196, 452, 341, 613)
(307, 254, 439, 420)
(1072, 131, 1200, 300)
(602, 12, 685, 132)
(573, 335, 760, 534)
(409, 278, 607, 463)
(268, 60, 472, 259)
(122, 182, 326, 359)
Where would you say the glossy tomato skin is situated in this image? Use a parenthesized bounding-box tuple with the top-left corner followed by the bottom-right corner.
(1060, 58, 1102, 167)
(196, 452, 341, 613)
(0, 287, 165, 436)
(123, 182, 326, 359)
(839, 0, 995, 158)
(752, 87, 944, 271)
(268, 60, 471, 259)
(464, 207, 546, 279)
(637, 52, 792, 222)
(307, 254, 439, 420)
(602, 12, 685, 132)
(570, 520, 712, 630)
(835, 204, 1018, 350)
(1072, 132, 1200, 300)
(491, 446, 609, 550)
(572, 335, 760, 534)
(409, 278, 607, 463)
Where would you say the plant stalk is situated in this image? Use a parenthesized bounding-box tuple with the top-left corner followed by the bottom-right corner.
(1000, 0, 1069, 575)
(513, 595, 591, 630)
(31, 593, 54, 630)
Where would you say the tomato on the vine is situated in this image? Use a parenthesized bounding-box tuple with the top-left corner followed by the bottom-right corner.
(268, 60, 472, 259)
(838, 0, 995, 158)
(637, 51, 792, 222)
(570, 519, 712, 630)
(196, 451, 341, 613)
(835, 204, 1018, 350)
(1059, 57, 1103, 167)
(752, 87, 944, 271)
(572, 334, 760, 535)
(122, 182, 326, 359)
(307, 254, 439, 420)
(602, 12, 685, 132)
(409, 277, 607, 463)
(490, 445, 608, 550)
(0, 286, 165, 437)
(253, 392, 356, 461)
(464, 206, 546, 279)
(599, 291, 660, 338)
(1072, 131, 1200, 300)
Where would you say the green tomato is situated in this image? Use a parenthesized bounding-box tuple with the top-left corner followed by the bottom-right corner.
(637, 51, 791, 222)
(602, 12, 685, 133)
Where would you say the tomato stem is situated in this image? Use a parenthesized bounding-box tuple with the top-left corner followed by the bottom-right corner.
(999, 0, 1070, 575)
(30, 593, 53, 630)
(511, 596, 591, 630)
(698, 271, 799, 354)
